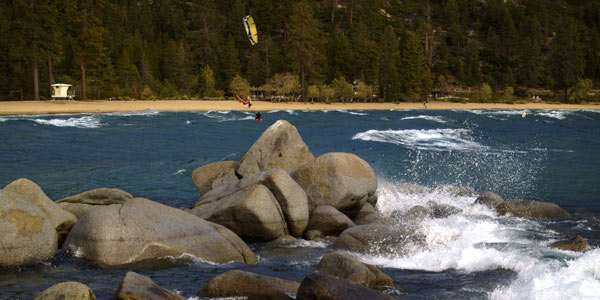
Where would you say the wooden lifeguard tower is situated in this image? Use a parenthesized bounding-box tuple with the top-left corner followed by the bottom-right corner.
(51, 83, 74, 100)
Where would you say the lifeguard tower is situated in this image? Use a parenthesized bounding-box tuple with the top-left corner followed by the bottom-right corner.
(51, 83, 74, 100)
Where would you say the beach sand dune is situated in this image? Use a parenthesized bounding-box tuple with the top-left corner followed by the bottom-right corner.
(0, 100, 598, 116)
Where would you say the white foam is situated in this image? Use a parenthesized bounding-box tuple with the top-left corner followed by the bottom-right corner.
(401, 115, 447, 123)
(334, 109, 368, 116)
(537, 110, 571, 120)
(283, 239, 329, 249)
(104, 110, 160, 116)
(352, 128, 487, 151)
(173, 169, 186, 175)
(202, 111, 254, 122)
(33, 115, 102, 128)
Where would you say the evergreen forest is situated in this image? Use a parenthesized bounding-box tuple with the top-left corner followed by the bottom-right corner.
(1, 0, 599, 102)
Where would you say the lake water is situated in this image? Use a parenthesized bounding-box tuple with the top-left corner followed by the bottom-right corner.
(1, 109, 599, 299)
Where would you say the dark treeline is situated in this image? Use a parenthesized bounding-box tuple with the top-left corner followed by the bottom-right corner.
(1, 0, 599, 102)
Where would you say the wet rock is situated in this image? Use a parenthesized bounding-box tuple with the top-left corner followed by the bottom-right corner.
(266, 235, 298, 247)
(305, 230, 324, 240)
(114, 272, 185, 300)
(63, 197, 257, 267)
(314, 252, 394, 288)
(191, 161, 240, 195)
(34, 282, 96, 300)
(296, 271, 395, 300)
(306, 205, 355, 236)
(4, 178, 77, 246)
(0, 189, 58, 267)
(436, 184, 474, 197)
(475, 191, 504, 209)
(549, 236, 588, 252)
(199, 270, 299, 300)
(293, 152, 377, 217)
(238, 120, 314, 178)
(353, 203, 382, 225)
(401, 206, 430, 223)
(57, 188, 134, 218)
(428, 202, 463, 218)
(496, 199, 571, 219)
(190, 184, 289, 242)
(334, 223, 424, 256)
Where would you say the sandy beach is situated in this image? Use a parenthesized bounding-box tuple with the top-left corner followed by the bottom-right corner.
(0, 100, 598, 116)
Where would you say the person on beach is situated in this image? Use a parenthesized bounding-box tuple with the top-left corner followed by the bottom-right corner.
(237, 95, 252, 108)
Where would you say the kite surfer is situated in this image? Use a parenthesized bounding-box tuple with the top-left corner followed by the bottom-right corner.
(255, 112, 262, 121)
(237, 94, 252, 108)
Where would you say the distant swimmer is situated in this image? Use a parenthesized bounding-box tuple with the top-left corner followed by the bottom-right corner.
(255, 112, 262, 121)
(522, 111, 526, 118)
(237, 94, 252, 108)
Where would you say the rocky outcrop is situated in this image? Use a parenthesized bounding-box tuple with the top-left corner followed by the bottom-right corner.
(190, 184, 289, 241)
(353, 203, 381, 225)
(34, 282, 96, 300)
(549, 236, 588, 252)
(57, 188, 134, 218)
(292, 152, 377, 217)
(192, 161, 240, 195)
(4, 178, 77, 246)
(334, 223, 424, 256)
(306, 205, 355, 236)
(199, 270, 300, 300)
(296, 272, 395, 300)
(475, 191, 505, 209)
(0, 190, 58, 267)
(114, 272, 185, 300)
(496, 199, 571, 219)
(238, 120, 314, 178)
(314, 252, 394, 288)
(63, 197, 257, 267)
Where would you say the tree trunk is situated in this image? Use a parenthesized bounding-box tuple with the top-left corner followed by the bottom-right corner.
(300, 63, 305, 102)
(48, 58, 54, 99)
(33, 61, 40, 100)
(350, 0, 354, 25)
(80, 58, 86, 100)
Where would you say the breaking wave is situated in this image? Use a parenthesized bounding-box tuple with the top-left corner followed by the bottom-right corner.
(33, 115, 103, 128)
(352, 128, 487, 151)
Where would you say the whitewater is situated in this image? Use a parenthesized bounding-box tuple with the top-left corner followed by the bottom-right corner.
(0, 109, 598, 299)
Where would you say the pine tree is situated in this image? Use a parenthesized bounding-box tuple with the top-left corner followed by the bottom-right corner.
(378, 26, 401, 101)
(550, 17, 585, 101)
(398, 32, 428, 98)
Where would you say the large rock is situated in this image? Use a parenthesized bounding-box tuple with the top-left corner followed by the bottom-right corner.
(334, 223, 424, 256)
(496, 199, 571, 219)
(296, 272, 395, 300)
(199, 270, 300, 300)
(238, 120, 314, 178)
(475, 191, 504, 209)
(353, 203, 381, 225)
(190, 184, 289, 241)
(0, 190, 58, 267)
(63, 197, 257, 267)
(34, 282, 96, 300)
(114, 272, 185, 300)
(315, 252, 394, 288)
(306, 205, 355, 236)
(4, 178, 77, 245)
(192, 161, 240, 195)
(57, 188, 133, 218)
(293, 152, 377, 217)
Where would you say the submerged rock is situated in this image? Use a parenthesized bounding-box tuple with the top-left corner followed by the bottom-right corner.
(238, 120, 314, 178)
(296, 271, 395, 300)
(191, 160, 240, 195)
(306, 205, 355, 236)
(496, 199, 571, 219)
(549, 236, 588, 252)
(314, 252, 394, 288)
(63, 197, 257, 267)
(4, 178, 77, 246)
(34, 282, 96, 300)
(57, 188, 134, 218)
(0, 190, 58, 267)
(293, 152, 377, 217)
(114, 272, 185, 300)
(199, 270, 300, 300)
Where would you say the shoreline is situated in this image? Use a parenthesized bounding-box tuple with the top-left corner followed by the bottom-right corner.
(1, 100, 599, 116)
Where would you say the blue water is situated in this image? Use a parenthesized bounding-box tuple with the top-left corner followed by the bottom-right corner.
(1, 109, 599, 299)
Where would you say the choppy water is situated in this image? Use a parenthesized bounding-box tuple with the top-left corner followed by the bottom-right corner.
(1, 109, 599, 299)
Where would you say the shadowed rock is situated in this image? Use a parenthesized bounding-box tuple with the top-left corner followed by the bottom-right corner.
(293, 152, 377, 217)
(315, 252, 394, 288)
(114, 272, 185, 300)
(334, 224, 424, 256)
(4, 178, 76, 246)
(353, 203, 382, 225)
(296, 271, 395, 300)
(57, 188, 134, 218)
(0, 189, 57, 267)
(199, 270, 300, 300)
(475, 191, 504, 209)
(238, 120, 314, 178)
(496, 199, 571, 219)
(549, 236, 588, 252)
(192, 161, 240, 195)
(63, 197, 257, 267)
(306, 205, 355, 236)
(34, 282, 96, 300)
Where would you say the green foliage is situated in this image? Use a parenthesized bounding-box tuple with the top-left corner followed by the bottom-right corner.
(332, 76, 354, 101)
(319, 84, 334, 103)
(229, 74, 250, 97)
(264, 73, 300, 97)
(504, 86, 514, 103)
(307, 85, 320, 102)
(356, 81, 375, 102)
(569, 79, 593, 103)
(477, 83, 493, 102)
